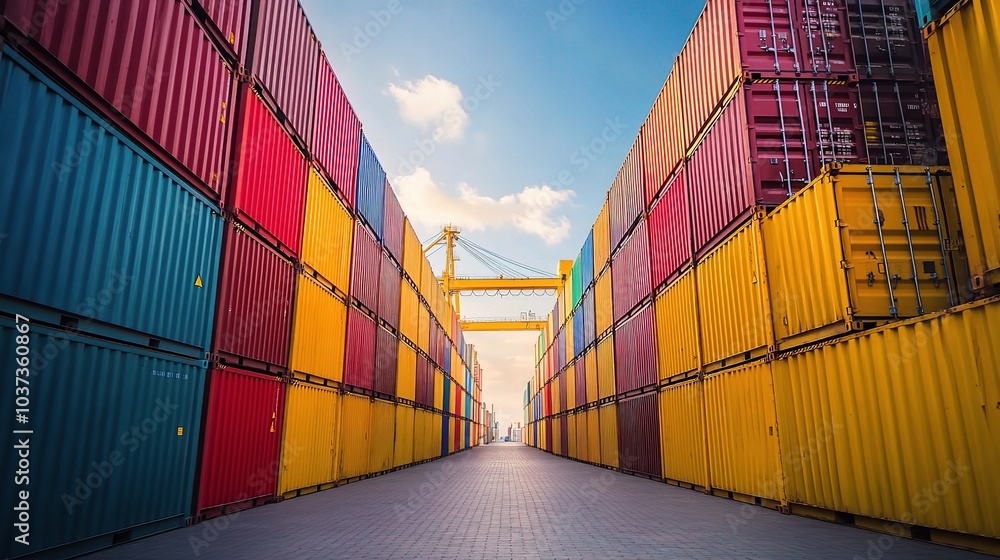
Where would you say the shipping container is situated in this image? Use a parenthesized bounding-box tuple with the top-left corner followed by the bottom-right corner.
(617, 392, 661, 478)
(648, 168, 692, 290)
(643, 69, 684, 203)
(369, 399, 396, 473)
(313, 52, 361, 208)
(915, 0, 962, 27)
(278, 381, 340, 496)
(0, 48, 223, 359)
(383, 180, 405, 263)
(582, 289, 597, 349)
(339, 393, 372, 480)
(399, 281, 420, 344)
(246, 0, 319, 147)
(374, 326, 398, 396)
(594, 270, 614, 336)
(1, 2, 235, 198)
(586, 408, 601, 463)
(654, 269, 701, 381)
(925, 0, 1000, 290)
(393, 404, 416, 467)
(608, 137, 645, 252)
(191, 0, 252, 63)
(765, 164, 964, 350)
(289, 270, 348, 383)
(396, 341, 417, 401)
(613, 303, 657, 395)
(696, 215, 772, 371)
(378, 253, 402, 329)
(574, 359, 587, 407)
(344, 306, 377, 391)
(350, 220, 382, 314)
(197, 368, 284, 515)
(415, 354, 432, 407)
(611, 220, 652, 323)
(596, 334, 616, 400)
(434, 368, 445, 412)
(402, 219, 423, 283)
(857, 80, 947, 166)
(658, 380, 708, 488)
(848, 0, 929, 80)
(585, 350, 599, 405)
(598, 403, 619, 468)
(0, 319, 206, 559)
(301, 167, 354, 296)
(593, 201, 611, 272)
(773, 296, 1000, 539)
(356, 133, 387, 239)
(228, 84, 308, 258)
(214, 222, 295, 372)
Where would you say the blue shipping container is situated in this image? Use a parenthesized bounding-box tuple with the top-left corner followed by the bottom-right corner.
(1, 318, 207, 559)
(914, 0, 961, 26)
(573, 306, 585, 357)
(355, 132, 386, 240)
(583, 289, 597, 348)
(0, 48, 222, 358)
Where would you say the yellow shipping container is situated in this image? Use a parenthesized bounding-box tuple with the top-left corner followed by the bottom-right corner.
(289, 272, 348, 383)
(697, 214, 772, 371)
(594, 200, 611, 272)
(433, 369, 444, 411)
(419, 256, 436, 302)
(399, 281, 420, 345)
(413, 409, 432, 462)
(368, 399, 396, 474)
(586, 407, 600, 463)
(598, 403, 619, 468)
(773, 295, 1000, 539)
(565, 312, 575, 360)
(338, 393, 372, 480)
(926, 0, 1000, 290)
(596, 334, 615, 400)
(704, 360, 784, 503)
(654, 269, 700, 381)
(301, 167, 353, 296)
(393, 404, 415, 468)
(595, 269, 614, 336)
(278, 382, 341, 496)
(576, 412, 588, 460)
(402, 219, 422, 283)
(567, 412, 578, 459)
(396, 341, 417, 401)
(417, 303, 431, 354)
(658, 380, 707, 489)
(765, 164, 966, 351)
(585, 350, 598, 404)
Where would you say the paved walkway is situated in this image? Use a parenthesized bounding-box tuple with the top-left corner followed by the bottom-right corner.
(86, 443, 987, 559)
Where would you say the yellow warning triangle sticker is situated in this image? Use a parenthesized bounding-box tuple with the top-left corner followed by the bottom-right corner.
(194, 275, 203, 288)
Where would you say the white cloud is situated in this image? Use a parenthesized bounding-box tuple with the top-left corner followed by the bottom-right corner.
(393, 167, 574, 245)
(387, 75, 468, 141)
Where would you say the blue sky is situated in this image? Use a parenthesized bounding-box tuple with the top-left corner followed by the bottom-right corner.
(301, 0, 703, 428)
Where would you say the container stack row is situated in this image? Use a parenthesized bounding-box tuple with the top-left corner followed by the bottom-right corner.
(525, 0, 1000, 552)
(0, 1, 486, 558)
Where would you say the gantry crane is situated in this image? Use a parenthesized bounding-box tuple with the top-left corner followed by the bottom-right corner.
(422, 225, 572, 331)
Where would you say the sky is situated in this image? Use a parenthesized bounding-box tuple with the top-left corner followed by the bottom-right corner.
(301, 0, 703, 430)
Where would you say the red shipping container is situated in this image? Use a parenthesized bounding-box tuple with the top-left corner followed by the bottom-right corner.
(617, 391, 661, 478)
(414, 354, 430, 406)
(543, 383, 552, 417)
(642, 70, 684, 204)
(193, 0, 252, 64)
(608, 137, 645, 253)
(374, 326, 397, 396)
(857, 81, 948, 166)
(344, 306, 376, 391)
(558, 373, 568, 412)
(197, 367, 284, 515)
(613, 303, 657, 395)
(575, 360, 587, 405)
(611, 220, 652, 323)
(648, 168, 692, 291)
(378, 253, 401, 330)
(350, 221, 382, 314)
(313, 53, 361, 208)
(229, 84, 307, 258)
(4, 0, 235, 200)
(214, 222, 295, 371)
(383, 180, 405, 264)
(689, 78, 865, 257)
(544, 418, 553, 452)
(847, 0, 928, 81)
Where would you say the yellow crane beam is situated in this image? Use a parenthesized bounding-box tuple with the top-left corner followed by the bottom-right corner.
(460, 320, 547, 332)
(450, 277, 563, 291)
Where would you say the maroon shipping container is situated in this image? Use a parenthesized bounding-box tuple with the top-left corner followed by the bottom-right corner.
(378, 253, 401, 330)
(344, 306, 377, 391)
(4, 0, 235, 200)
(611, 220, 652, 323)
(648, 168, 692, 291)
(192, 0, 252, 64)
(197, 367, 284, 515)
(575, 359, 587, 405)
(214, 222, 295, 371)
(795, 0, 856, 77)
(229, 84, 307, 259)
(847, 0, 928, 81)
(350, 221, 382, 314)
(608, 137, 645, 253)
(613, 303, 657, 395)
(857, 81, 947, 166)
(374, 326, 398, 396)
(558, 372, 568, 413)
(383, 180, 405, 263)
(617, 392, 662, 478)
(559, 415, 569, 457)
(414, 355, 429, 406)
(247, 0, 319, 148)
(313, 53, 361, 208)
(544, 418, 553, 452)
(689, 78, 865, 257)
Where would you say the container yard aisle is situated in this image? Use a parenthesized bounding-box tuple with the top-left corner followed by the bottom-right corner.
(86, 444, 985, 560)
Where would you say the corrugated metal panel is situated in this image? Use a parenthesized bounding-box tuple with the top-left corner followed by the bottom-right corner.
(560, 415, 570, 457)
(574, 360, 586, 408)
(289, 271, 348, 382)
(399, 282, 420, 344)
(417, 303, 431, 355)
(1, 3, 234, 198)
(277, 381, 339, 495)
(247, 0, 318, 147)
(194, 0, 252, 63)
(434, 368, 445, 411)
(402, 220, 422, 284)
(608, 137, 645, 252)
(582, 230, 596, 288)
(587, 408, 601, 463)
(313, 53, 361, 208)
(0, 319, 206, 559)
(704, 360, 785, 501)
(396, 341, 417, 401)
(552, 416, 562, 455)
(585, 350, 599, 405)
(857, 80, 948, 166)
(0, 49, 223, 358)
(696, 215, 772, 370)
(654, 269, 700, 381)
(356, 133, 386, 240)
(374, 326, 398, 396)
(795, 0, 856, 76)
(338, 393, 372, 480)
(393, 404, 415, 468)
(383, 180, 405, 263)
(593, 201, 611, 272)
(368, 399, 396, 473)
(848, 0, 928, 80)
(344, 306, 376, 391)
(772, 297, 1000, 538)
(595, 270, 614, 336)
(215, 223, 295, 371)
(611, 220, 652, 323)
(599, 403, 620, 468)
(582, 289, 597, 348)
(926, 0, 1000, 289)
(198, 368, 284, 513)
(378, 253, 401, 329)
(617, 392, 661, 477)
(229, 83, 307, 258)
(414, 354, 432, 407)
(659, 381, 707, 487)
(643, 69, 684, 203)
(649, 168, 692, 290)
(302, 167, 354, 296)
(350, 221, 382, 314)
(443, 414, 453, 456)
(596, 334, 616, 400)
(613, 303, 657, 395)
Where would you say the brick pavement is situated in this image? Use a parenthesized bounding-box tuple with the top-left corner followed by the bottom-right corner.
(83, 443, 989, 559)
